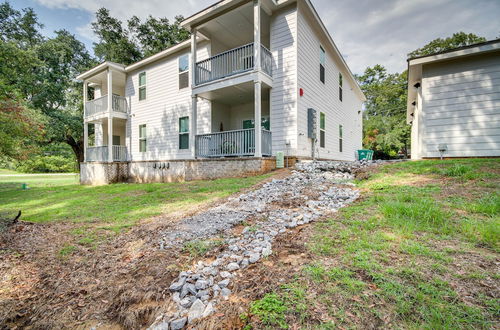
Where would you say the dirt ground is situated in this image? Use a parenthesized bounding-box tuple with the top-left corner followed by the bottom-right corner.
(1, 163, 498, 329)
(0, 171, 291, 330)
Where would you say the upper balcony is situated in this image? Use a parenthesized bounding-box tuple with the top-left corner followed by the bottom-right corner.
(195, 43, 273, 86)
(85, 94, 128, 118)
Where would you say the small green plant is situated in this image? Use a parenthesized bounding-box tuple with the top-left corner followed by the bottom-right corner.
(183, 239, 225, 257)
(250, 293, 288, 328)
(442, 164, 473, 178)
(58, 244, 76, 257)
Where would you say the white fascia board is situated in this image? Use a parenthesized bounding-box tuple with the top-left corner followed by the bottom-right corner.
(76, 62, 125, 81)
(408, 42, 500, 66)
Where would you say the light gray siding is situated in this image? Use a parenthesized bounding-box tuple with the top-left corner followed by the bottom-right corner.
(269, 4, 298, 156)
(421, 52, 500, 157)
(125, 43, 211, 161)
(296, 3, 362, 161)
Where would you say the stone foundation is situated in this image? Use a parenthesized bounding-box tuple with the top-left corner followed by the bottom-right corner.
(80, 157, 277, 185)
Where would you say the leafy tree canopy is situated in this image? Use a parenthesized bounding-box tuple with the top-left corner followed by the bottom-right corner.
(92, 8, 190, 65)
(408, 32, 486, 59)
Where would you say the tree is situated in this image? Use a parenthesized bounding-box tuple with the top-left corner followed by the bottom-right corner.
(1, 3, 96, 165)
(91, 8, 190, 64)
(128, 15, 189, 58)
(359, 32, 486, 159)
(357, 65, 409, 158)
(91, 8, 141, 65)
(0, 2, 43, 48)
(408, 32, 486, 58)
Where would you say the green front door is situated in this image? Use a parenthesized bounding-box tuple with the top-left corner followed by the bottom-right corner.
(242, 118, 270, 130)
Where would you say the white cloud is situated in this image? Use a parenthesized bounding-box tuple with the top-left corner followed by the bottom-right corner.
(34, 0, 500, 74)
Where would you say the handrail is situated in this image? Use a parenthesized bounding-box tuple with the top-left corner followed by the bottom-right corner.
(195, 128, 272, 158)
(195, 42, 273, 85)
(84, 95, 127, 117)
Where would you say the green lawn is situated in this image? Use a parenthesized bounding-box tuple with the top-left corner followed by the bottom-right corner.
(248, 159, 499, 329)
(0, 173, 270, 232)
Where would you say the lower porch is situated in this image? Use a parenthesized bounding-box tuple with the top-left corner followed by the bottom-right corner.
(85, 117, 128, 162)
(195, 81, 272, 158)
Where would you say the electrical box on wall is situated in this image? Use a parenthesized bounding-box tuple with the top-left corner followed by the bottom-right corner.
(307, 108, 317, 139)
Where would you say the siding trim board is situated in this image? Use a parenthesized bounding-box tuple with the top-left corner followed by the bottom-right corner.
(409, 47, 500, 159)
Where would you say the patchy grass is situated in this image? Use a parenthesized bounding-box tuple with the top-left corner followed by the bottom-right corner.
(247, 159, 499, 329)
(0, 174, 271, 233)
(183, 238, 226, 258)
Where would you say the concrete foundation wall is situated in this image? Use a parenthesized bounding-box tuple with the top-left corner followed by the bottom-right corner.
(80, 158, 277, 185)
(80, 162, 129, 185)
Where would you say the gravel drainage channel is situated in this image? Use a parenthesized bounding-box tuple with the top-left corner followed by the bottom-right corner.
(151, 160, 379, 329)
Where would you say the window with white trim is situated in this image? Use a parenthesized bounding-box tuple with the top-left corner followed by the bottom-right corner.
(179, 116, 189, 149)
(139, 124, 147, 152)
(179, 55, 189, 89)
(139, 72, 146, 101)
(320, 46, 325, 84)
(339, 124, 343, 152)
(320, 112, 326, 148)
(339, 72, 343, 101)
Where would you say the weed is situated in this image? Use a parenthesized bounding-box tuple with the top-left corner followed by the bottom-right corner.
(250, 293, 288, 328)
(58, 244, 76, 257)
(183, 239, 225, 257)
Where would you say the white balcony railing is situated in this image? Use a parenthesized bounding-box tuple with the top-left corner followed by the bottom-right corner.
(195, 128, 272, 158)
(84, 95, 128, 117)
(195, 43, 273, 85)
(86, 146, 127, 162)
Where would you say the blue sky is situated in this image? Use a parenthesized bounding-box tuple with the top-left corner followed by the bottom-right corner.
(10, 0, 500, 74)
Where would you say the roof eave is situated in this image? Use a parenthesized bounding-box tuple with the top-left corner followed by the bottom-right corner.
(76, 61, 125, 81)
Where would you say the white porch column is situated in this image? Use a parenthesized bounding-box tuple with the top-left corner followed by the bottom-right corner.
(254, 81, 262, 157)
(191, 95, 198, 158)
(191, 29, 197, 87)
(254, 0, 261, 72)
(190, 29, 198, 159)
(107, 69, 113, 162)
(83, 80, 88, 162)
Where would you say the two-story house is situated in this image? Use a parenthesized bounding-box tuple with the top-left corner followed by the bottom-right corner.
(77, 0, 366, 184)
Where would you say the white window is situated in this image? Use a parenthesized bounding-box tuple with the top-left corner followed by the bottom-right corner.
(339, 124, 343, 152)
(320, 46, 325, 83)
(139, 124, 147, 152)
(179, 55, 189, 89)
(320, 112, 326, 148)
(339, 72, 343, 102)
(139, 72, 146, 101)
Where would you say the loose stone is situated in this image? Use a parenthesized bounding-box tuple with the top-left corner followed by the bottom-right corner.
(170, 317, 187, 330)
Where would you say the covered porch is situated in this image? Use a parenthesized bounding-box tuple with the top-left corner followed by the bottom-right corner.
(195, 81, 272, 158)
(85, 118, 128, 162)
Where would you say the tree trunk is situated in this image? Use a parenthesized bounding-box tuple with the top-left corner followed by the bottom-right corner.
(66, 136, 84, 171)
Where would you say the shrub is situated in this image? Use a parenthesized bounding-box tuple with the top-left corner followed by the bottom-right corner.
(16, 155, 76, 173)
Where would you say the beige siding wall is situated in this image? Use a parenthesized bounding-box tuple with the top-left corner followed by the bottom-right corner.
(269, 4, 298, 156)
(296, 3, 362, 161)
(420, 52, 500, 158)
(125, 43, 211, 161)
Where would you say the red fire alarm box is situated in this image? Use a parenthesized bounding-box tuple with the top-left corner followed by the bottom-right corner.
(300, 88, 304, 96)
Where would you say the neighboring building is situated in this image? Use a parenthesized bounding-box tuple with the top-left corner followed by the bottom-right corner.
(77, 0, 365, 184)
(407, 39, 500, 159)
